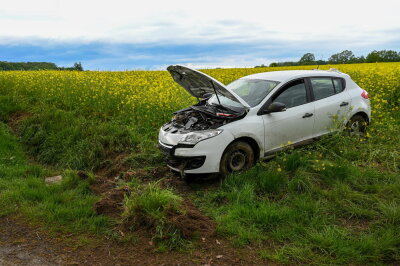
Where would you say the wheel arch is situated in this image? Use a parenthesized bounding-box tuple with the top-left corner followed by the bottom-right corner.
(351, 111, 370, 124)
(229, 136, 261, 162)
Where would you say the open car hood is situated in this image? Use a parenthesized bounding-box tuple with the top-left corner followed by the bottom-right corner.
(167, 65, 250, 108)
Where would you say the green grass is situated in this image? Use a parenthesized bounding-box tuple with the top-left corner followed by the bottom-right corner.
(0, 122, 109, 234)
(123, 181, 189, 250)
(0, 93, 176, 247)
(1, 96, 399, 263)
(0, 95, 163, 172)
(194, 121, 400, 264)
(17, 108, 135, 170)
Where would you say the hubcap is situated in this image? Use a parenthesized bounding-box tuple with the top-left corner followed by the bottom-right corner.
(229, 151, 246, 171)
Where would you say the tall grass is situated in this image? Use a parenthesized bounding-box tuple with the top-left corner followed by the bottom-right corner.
(123, 182, 188, 250)
(195, 128, 400, 264)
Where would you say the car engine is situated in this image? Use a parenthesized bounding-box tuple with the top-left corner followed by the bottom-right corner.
(162, 103, 246, 134)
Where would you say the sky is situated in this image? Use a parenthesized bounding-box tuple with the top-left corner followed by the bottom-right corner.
(0, 0, 399, 70)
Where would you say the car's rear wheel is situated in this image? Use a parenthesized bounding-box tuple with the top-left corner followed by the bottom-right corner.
(346, 115, 368, 136)
(220, 141, 255, 175)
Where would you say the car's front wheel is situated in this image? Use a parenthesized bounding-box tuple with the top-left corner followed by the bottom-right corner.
(220, 141, 255, 175)
(346, 114, 368, 136)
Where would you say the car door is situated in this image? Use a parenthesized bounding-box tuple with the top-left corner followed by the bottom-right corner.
(262, 79, 315, 153)
(308, 77, 352, 136)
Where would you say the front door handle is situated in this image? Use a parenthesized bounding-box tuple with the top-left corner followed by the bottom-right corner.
(340, 101, 349, 107)
(302, 113, 313, 118)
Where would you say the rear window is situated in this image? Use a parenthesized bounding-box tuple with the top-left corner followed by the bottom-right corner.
(333, 78, 344, 93)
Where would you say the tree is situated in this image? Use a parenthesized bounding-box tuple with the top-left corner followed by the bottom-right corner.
(328, 50, 356, 64)
(366, 50, 400, 63)
(354, 56, 366, 63)
(299, 53, 315, 65)
(269, 62, 278, 67)
(73, 62, 84, 71)
(0, 61, 58, 71)
(378, 50, 400, 62)
(366, 50, 381, 63)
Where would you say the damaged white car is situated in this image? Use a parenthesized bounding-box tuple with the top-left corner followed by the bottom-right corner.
(158, 65, 371, 175)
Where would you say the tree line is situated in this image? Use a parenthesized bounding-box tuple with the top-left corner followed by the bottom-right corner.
(0, 61, 83, 71)
(256, 50, 400, 68)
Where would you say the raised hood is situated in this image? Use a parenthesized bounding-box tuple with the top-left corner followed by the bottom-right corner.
(167, 65, 250, 108)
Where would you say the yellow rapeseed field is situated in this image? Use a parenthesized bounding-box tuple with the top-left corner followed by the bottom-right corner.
(0, 63, 399, 130)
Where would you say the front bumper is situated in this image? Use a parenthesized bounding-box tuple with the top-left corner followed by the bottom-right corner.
(158, 128, 235, 174)
(158, 141, 206, 171)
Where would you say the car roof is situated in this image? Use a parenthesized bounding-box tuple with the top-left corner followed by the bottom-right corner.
(240, 69, 349, 83)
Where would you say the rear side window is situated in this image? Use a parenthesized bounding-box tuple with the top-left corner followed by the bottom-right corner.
(333, 78, 344, 93)
(311, 78, 335, 100)
(273, 79, 307, 108)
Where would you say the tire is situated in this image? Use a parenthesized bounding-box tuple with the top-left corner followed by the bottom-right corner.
(346, 115, 368, 136)
(220, 141, 255, 175)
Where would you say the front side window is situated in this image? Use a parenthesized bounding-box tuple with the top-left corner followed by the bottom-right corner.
(273, 79, 307, 108)
(311, 78, 335, 100)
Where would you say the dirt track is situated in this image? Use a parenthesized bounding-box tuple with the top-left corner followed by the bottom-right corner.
(0, 218, 66, 265)
(0, 216, 266, 265)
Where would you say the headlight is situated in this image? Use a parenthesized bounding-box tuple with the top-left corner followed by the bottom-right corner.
(179, 129, 223, 145)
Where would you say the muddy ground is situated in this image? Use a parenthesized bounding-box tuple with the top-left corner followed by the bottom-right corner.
(0, 214, 265, 265)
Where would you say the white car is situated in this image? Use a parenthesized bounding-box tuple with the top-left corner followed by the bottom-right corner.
(158, 65, 371, 175)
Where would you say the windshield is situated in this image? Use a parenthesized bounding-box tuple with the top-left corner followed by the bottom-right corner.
(226, 79, 279, 107)
(207, 93, 244, 109)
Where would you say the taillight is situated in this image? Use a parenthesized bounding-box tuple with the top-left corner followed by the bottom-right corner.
(361, 90, 369, 99)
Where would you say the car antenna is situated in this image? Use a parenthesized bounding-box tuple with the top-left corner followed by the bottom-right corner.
(210, 80, 221, 105)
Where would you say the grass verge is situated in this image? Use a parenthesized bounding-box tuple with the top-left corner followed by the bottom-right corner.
(194, 121, 400, 264)
(0, 122, 109, 234)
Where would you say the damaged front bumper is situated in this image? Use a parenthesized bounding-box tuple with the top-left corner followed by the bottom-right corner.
(158, 127, 235, 174)
(158, 141, 206, 171)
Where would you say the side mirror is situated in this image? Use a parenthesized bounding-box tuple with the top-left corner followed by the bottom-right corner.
(267, 102, 287, 113)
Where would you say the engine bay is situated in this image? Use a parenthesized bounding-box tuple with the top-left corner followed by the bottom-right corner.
(162, 102, 246, 134)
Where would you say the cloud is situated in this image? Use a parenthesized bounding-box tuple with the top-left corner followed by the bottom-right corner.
(1, 0, 400, 45)
(0, 0, 399, 69)
(1, 35, 399, 70)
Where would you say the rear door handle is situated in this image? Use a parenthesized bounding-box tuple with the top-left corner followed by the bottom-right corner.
(340, 101, 349, 107)
(302, 113, 313, 118)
